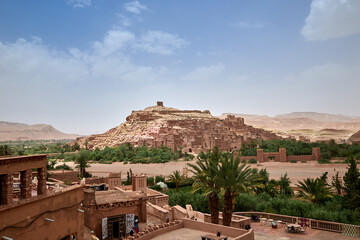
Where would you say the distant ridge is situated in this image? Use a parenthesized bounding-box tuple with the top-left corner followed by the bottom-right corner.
(0, 121, 79, 141)
(219, 112, 360, 142)
(275, 112, 360, 123)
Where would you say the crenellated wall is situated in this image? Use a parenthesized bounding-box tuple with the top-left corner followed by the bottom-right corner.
(237, 147, 321, 163)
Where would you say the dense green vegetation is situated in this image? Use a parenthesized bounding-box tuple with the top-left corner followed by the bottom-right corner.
(239, 139, 360, 161)
(167, 190, 360, 225)
(0, 140, 78, 156)
(165, 148, 360, 226)
(62, 144, 182, 164)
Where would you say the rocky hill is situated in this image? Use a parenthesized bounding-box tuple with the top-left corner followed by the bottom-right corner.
(76, 102, 281, 153)
(348, 130, 360, 144)
(0, 121, 79, 141)
(220, 112, 360, 143)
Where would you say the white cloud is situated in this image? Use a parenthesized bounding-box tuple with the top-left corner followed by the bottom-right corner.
(67, 0, 91, 8)
(231, 21, 264, 29)
(302, 0, 360, 41)
(124, 1, 147, 14)
(138, 31, 188, 55)
(93, 30, 135, 56)
(117, 14, 133, 27)
(182, 63, 225, 82)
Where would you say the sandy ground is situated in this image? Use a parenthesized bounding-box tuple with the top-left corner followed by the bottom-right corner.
(62, 160, 355, 186)
(151, 228, 234, 240)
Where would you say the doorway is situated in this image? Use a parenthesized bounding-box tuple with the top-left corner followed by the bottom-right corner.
(107, 215, 126, 239)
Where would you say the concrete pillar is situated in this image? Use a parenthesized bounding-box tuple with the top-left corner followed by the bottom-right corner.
(20, 169, 32, 199)
(1, 174, 13, 205)
(37, 167, 46, 195)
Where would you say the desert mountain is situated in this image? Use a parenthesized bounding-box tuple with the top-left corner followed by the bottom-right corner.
(76, 102, 281, 153)
(276, 112, 360, 123)
(220, 112, 360, 143)
(348, 130, 360, 144)
(0, 121, 79, 141)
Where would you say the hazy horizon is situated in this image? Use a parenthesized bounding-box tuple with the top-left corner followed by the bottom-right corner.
(1, 0, 360, 135)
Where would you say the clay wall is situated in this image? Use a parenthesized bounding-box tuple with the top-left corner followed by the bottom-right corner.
(85, 177, 107, 185)
(183, 219, 254, 240)
(171, 205, 187, 220)
(287, 155, 314, 161)
(49, 170, 78, 183)
(0, 185, 84, 240)
(237, 147, 320, 163)
(146, 202, 169, 219)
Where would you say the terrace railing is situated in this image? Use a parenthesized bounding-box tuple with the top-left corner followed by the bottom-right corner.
(234, 211, 359, 235)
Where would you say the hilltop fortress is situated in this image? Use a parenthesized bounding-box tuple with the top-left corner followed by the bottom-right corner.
(77, 102, 281, 153)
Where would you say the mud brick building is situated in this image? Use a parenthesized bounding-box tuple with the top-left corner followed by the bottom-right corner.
(0, 155, 84, 240)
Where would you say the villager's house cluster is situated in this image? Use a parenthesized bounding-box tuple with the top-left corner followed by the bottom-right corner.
(76, 102, 281, 153)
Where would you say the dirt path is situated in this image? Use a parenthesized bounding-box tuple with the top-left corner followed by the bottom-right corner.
(63, 161, 354, 186)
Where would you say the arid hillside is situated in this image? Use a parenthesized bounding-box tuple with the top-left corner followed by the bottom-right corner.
(0, 121, 79, 141)
(76, 102, 281, 152)
(348, 130, 360, 144)
(220, 112, 360, 142)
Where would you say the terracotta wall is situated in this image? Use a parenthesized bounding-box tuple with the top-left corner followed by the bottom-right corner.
(49, 171, 78, 182)
(171, 205, 187, 220)
(236, 147, 321, 163)
(135, 221, 184, 240)
(182, 219, 253, 240)
(287, 155, 314, 161)
(146, 202, 169, 220)
(0, 185, 84, 240)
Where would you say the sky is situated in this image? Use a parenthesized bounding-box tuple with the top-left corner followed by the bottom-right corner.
(1, 0, 360, 135)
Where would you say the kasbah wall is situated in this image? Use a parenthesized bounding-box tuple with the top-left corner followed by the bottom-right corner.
(236, 147, 321, 163)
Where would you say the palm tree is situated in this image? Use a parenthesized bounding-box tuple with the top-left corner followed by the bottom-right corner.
(169, 170, 185, 192)
(217, 152, 262, 226)
(188, 147, 222, 224)
(75, 150, 90, 178)
(296, 177, 332, 204)
(278, 173, 292, 196)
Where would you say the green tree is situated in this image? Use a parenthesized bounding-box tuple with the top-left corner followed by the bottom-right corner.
(169, 170, 185, 192)
(217, 153, 261, 226)
(278, 173, 292, 196)
(75, 150, 90, 178)
(343, 156, 360, 210)
(296, 177, 332, 204)
(72, 142, 80, 152)
(189, 147, 222, 224)
(331, 172, 342, 195)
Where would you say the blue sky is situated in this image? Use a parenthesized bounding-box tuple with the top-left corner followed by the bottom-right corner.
(1, 0, 360, 135)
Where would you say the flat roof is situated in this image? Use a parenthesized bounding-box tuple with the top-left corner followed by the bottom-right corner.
(0, 154, 47, 161)
(95, 190, 145, 204)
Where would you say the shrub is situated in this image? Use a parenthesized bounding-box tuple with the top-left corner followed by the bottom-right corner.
(180, 178, 194, 187)
(147, 177, 154, 186)
(318, 158, 331, 164)
(55, 163, 72, 170)
(249, 158, 257, 164)
(301, 160, 307, 163)
(166, 181, 176, 188)
(241, 159, 247, 163)
(151, 184, 162, 191)
(155, 175, 165, 183)
(290, 160, 297, 163)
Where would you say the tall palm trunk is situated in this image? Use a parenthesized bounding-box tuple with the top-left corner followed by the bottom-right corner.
(222, 190, 233, 226)
(209, 192, 219, 224)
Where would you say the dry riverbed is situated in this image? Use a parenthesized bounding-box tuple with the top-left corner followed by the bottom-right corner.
(61, 160, 354, 186)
